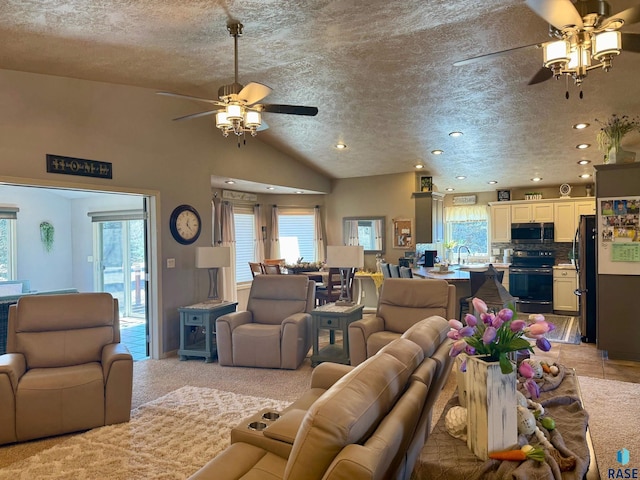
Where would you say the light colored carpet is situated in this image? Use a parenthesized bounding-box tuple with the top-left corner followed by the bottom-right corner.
(577, 376, 640, 477)
(0, 386, 290, 480)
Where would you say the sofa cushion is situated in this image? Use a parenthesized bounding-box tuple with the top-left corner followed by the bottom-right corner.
(232, 324, 281, 368)
(284, 338, 423, 480)
(247, 276, 310, 325)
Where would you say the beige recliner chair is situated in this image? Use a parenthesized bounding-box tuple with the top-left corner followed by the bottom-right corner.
(348, 278, 456, 366)
(0, 292, 133, 445)
(216, 275, 316, 369)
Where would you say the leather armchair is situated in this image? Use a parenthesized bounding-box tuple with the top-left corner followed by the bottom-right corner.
(0, 293, 133, 445)
(348, 278, 456, 366)
(216, 275, 316, 369)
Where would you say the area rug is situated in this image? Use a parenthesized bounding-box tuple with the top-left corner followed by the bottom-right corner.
(538, 313, 580, 345)
(577, 376, 640, 479)
(0, 386, 290, 480)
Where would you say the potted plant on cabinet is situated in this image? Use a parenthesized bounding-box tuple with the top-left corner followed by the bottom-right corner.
(596, 114, 640, 164)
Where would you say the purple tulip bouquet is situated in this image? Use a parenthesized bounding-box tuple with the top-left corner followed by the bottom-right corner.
(448, 298, 555, 387)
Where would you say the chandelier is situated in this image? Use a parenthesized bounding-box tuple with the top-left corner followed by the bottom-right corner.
(543, 29, 621, 86)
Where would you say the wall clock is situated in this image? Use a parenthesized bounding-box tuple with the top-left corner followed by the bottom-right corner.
(169, 204, 201, 245)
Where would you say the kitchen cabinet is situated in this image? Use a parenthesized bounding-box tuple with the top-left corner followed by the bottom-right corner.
(511, 202, 554, 223)
(414, 192, 444, 244)
(554, 201, 576, 242)
(553, 267, 578, 313)
(490, 204, 511, 243)
(575, 199, 596, 218)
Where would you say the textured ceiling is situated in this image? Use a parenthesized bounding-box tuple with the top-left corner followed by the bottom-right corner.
(2, 0, 640, 193)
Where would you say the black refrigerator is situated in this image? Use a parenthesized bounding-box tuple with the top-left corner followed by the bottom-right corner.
(573, 215, 597, 343)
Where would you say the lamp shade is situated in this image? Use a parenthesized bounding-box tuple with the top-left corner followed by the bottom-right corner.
(325, 245, 364, 268)
(195, 246, 231, 268)
(593, 30, 621, 59)
(543, 40, 569, 67)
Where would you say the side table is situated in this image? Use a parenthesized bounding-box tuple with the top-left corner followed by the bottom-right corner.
(310, 302, 364, 367)
(178, 301, 238, 362)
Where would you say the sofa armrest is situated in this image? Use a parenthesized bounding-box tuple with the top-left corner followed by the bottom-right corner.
(101, 343, 133, 380)
(102, 343, 133, 425)
(281, 312, 311, 369)
(216, 311, 254, 366)
(217, 311, 253, 331)
(310, 362, 354, 389)
(348, 315, 385, 366)
(0, 353, 26, 393)
(263, 408, 307, 444)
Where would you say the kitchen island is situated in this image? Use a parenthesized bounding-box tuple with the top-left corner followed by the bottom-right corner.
(412, 267, 470, 319)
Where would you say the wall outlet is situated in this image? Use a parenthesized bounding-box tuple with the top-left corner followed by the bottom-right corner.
(492, 248, 500, 255)
(166, 258, 175, 268)
(87, 255, 93, 262)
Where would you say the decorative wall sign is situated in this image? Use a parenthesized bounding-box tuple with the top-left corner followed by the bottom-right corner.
(46, 154, 112, 179)
(497, 189, 511, 202)
(453, 195, 477, 205)
(222, 190, 258, 202)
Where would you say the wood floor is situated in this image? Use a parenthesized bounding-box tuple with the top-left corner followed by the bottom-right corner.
(533, 342, 640, 384)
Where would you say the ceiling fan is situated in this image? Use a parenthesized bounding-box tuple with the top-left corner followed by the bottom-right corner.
(157, 22, 318, 142)
(455, 0, 640, 97)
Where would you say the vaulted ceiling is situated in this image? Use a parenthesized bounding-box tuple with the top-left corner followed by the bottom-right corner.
(2, 0, 640, 193)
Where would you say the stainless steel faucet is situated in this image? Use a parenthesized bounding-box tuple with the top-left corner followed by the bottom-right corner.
(457, 245, 471, 265)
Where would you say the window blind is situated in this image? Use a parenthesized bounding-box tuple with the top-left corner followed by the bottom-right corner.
(234, 210, 255, 283)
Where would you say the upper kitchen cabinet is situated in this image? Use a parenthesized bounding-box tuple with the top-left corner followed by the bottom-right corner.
(554, 201, 575, 242)
(490, 204, 511, 243)
(511, 202, 554, 223)
(575, 200, 596, 217)
(413, 192, 444, 244)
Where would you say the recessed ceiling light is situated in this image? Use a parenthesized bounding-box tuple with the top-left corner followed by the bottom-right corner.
(335, 143, 347, 149)
(576, 143, 591, 149)
(415, 164, 424, 169)
(488, 180, 498, 185)
(573, 123, 590, 129)
(431, 149, 444, 155)
(445, 188, 455, 192)
(449, 131, 463, 137)
(266, 186, 275, 190)
(225, 180, 235, 184)
(531, 177, 542, 182)
(577, 159, 591, 165)
(579, 173, 592, 179)
(455, 175, 466, 180)
(295, 190, 304, 194)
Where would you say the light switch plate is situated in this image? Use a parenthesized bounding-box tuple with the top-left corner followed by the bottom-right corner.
(167, 258, 176, 268)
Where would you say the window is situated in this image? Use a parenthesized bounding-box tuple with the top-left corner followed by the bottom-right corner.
(445, 206, 489, 256)
(234, 208, 256, 283)
(0, 209, 18, 281)
(278, 210, 316, 264)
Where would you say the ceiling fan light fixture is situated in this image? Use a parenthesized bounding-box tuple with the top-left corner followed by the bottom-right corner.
(215, 111, 231, 128)
(244, 110, 261, 128)
(543, 40, 570, 68)
(592, 30, 621, 60)
(226, 104, 243, 121)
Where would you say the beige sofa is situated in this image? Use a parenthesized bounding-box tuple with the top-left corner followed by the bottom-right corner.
(348, 278, 456, 366)
(216, 275, 316, 369)
(189, 315, 452, 480)
(0, 293, 133, 445)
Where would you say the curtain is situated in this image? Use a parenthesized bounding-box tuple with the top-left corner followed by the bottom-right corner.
(220, 201, 237, 302)
(270, 205, 280, 259)
(445, 205, 489, 222)
(314, 206, 325, 262)
(345, 220, 359, 246)
(374, 218, 383, 251)
(212, 193, 222, 245)
(254, 204, 265, 262)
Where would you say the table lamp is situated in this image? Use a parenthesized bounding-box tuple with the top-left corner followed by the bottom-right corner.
(326, 245, 364, 305)
(195, 246, 231, 302)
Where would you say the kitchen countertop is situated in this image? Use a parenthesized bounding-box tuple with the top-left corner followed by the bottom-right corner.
(553, 263, 577, 270)
(412, 267, 470, 282)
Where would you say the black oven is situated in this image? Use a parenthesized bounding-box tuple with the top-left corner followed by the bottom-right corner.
(509, 250, 555, 313)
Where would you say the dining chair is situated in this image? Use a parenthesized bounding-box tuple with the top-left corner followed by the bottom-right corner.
(262, 263, 282, 274)
(399, 266, 414, 278)
(389, 264, 401, 278)
(249, 262, 264, 278)
(380, 262, 392, 278)
(263, 258, 285, 266)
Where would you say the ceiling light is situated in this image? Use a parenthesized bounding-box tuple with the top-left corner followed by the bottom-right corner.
(445, 188, 455, 192)
(266, 186, 275, 190)
(541, 29, 621, 92)
(531, 177, 542, 182)
(455, 176, 466, 180)
(431, 149, 444, 155)
(488, 180, 498, 185)
(415, 164, 424, 169)
(335, 143, 347, 149)
(577, 160, 591, 165)
(576, 143, 590, 149)
(579, 173, 592, 179)
(449, 131, 463, 137)
(295, 190, 303, 194)
(573, 123, 590, 130)
(225, 180, 235, 184)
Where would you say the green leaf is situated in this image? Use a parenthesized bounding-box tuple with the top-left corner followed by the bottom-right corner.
(499, 353, 514, 374)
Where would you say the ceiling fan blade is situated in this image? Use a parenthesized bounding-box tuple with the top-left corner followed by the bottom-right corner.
(453, 42, 542, 66)
(525, 0, 583, 31)
(600, 5, 640, 30)
(239, 82, 272, 105)
(260, 104, 319, 116)
(157, 91, 223, 106)
(257, 121, 269, 132)
(622, 32, 640, 53)
(172, 110, 220, 122)
(528, 67, 554, 85)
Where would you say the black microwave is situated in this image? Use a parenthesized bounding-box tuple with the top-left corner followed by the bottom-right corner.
(511, 223, 555, 244)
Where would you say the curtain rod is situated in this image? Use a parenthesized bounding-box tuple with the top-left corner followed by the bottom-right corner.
(272, 204, 321, 208)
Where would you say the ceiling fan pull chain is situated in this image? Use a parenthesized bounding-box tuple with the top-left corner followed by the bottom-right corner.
(565, 75, 569, 100)
(579, 86, 584, 100)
